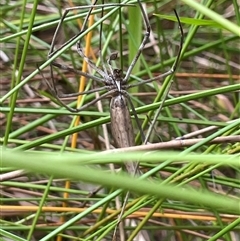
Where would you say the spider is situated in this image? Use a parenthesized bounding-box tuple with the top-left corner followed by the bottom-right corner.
(45, 0, 184, 148)
(44, 2, 184, 237)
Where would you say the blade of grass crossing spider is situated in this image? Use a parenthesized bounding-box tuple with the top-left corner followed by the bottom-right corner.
(4, 0, 37, 146)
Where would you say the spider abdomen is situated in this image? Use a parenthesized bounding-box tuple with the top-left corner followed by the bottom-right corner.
(110, 95, 134, 148)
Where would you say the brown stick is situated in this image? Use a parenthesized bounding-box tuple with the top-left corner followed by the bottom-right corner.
(103, 135, 240, 154)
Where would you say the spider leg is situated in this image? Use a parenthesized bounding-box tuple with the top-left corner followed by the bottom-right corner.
(171, 9, 184, 72)
(47, 61, 105, 100)
(47, 2, 130, 114)
(75, 5, 108, 81)
(123, 0, 151, 83)
(38, 65, 110, 111)
(144, 80, 174, 144)
(66, 89, 115, 112)
(59, 86, 107, 98)
(128, 70, 175, 88)
(57, 88, 115, 113)
(52, 61, 104, 84)
(76, 46, 109, 81)
(48, 2, 135, 58)
(48, 1, 98, 59)
(47, 1, 99, 100)
(47, 2, 135, 73)
(127, 9, 184, 89)
(76, 20, 110, 82)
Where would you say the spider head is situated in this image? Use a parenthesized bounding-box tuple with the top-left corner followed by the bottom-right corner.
(113, 68, 123, 91)
(113, 69, 123, 80)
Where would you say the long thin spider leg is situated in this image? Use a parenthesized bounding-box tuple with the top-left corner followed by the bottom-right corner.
(127, 70, 175, 88)
(98, 8, 115, 78)
(52, 61, 104, 84)
(123, 0, 151, 83)
(144, 80, 174, 144)
(43, 69, 62, 98)
(48, 3, 135, 59)
(127, 10, 184, 89)
(81, 1, 99, 33)
(96, 4, 115, 89)
(76, 18, 110, 81)
(70, 89, 116, 112)
(38, 67, 72, 110)
(48, 2, 98, 58)
(48, 2, 135, 58)
(47, 60, 104, 107)
(36, 65, 59, 98)
(39, 66, 87, 112)
(38, 66, 110, 111)
(128, 10, 184, 146)
(47, 2, 99, 103)
(48, 9, 70, 57)
(77, 46, 109, 80)
(170, 9, 184, 72)
(75, 3, 108, 80)
(99, 0, 104, 50)
(59, 86, 107, 98)
(56, 89, 115, 113)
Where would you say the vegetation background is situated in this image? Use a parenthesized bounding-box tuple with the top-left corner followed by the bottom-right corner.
(1, 0, 240, 240)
